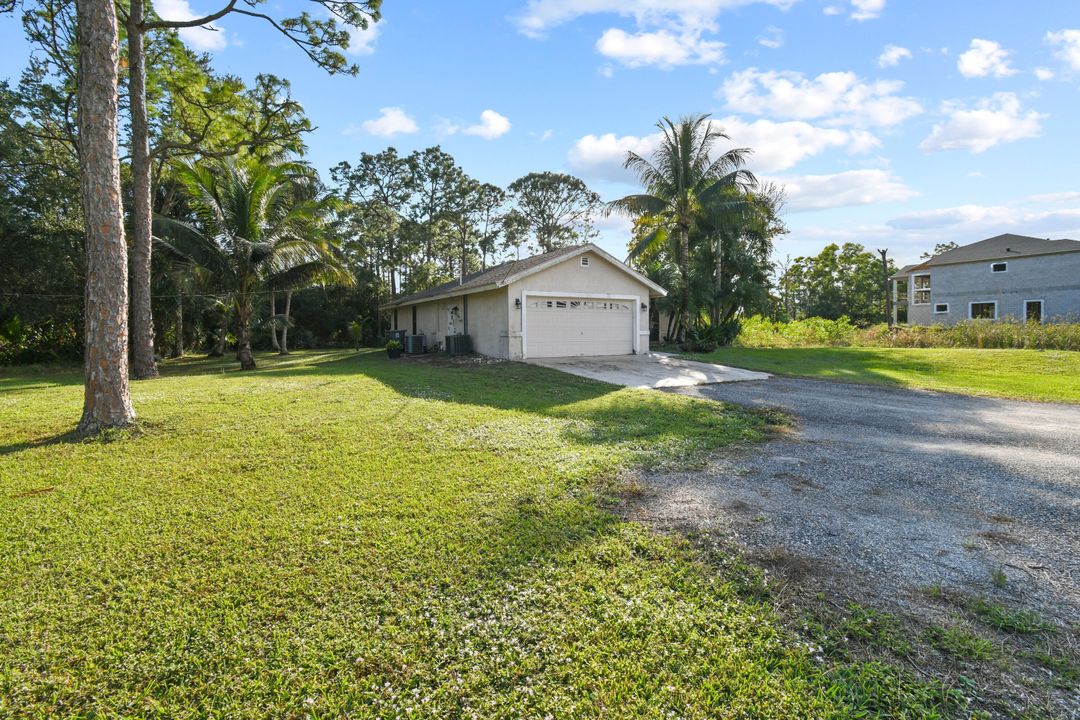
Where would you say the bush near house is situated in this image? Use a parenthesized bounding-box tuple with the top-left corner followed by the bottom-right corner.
(735, 315, 1080, 351)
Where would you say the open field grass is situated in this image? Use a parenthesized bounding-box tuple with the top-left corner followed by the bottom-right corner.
(684, 346, 1080, 404)
(0, 351, 994, 717)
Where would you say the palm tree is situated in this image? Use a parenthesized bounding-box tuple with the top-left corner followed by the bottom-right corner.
(155, 158, 352, 370)
(608, 114, 755, 340)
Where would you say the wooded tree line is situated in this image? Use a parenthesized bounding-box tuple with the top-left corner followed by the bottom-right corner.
(776, 243, 897, 326)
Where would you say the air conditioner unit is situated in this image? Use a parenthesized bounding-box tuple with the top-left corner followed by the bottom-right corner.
(404, 334, 425, 354)
(445, 334, 471, 356)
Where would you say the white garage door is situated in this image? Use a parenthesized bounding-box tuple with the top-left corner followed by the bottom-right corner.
(525, 296, 635, 358)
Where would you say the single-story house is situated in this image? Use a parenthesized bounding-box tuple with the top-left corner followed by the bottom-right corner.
(379, 244, 667, 359)
(890, 233, 1080, 325)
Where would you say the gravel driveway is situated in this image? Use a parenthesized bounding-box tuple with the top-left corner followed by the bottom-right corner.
(638, 378, 1080, 623)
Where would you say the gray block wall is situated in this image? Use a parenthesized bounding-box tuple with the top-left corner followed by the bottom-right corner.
(902, 252, 1080, 324)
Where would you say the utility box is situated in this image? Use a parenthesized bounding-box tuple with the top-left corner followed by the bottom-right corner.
(445, 334, 471, 356)
(404, 334, 425, 354)
(387, 329, 407, 344)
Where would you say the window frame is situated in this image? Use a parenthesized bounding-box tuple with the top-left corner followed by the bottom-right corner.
(933, 303, 949, 314)
(990, 261, 1008, 273)
(968, 301, 998, 320)
(1025, 299, 1044, 323)
(911, 273, 931, 305)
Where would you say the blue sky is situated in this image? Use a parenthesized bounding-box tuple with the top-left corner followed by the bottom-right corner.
(3, 0, 1080, 265)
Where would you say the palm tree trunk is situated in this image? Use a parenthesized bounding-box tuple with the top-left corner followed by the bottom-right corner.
(75, 0, 135, 434)
(678, 224, 691, 341)
(210, 327, 226, 357)
(236, 297, 256, 370)
(269, 291, 280, 351)
(173, 288, 183, 357)
(126, 0, 158, 380)
(279, 290, 292, 355)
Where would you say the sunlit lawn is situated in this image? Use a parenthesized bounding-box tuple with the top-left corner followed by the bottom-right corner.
(686, 346, 1080, 404)
(0, 350, 968, 717)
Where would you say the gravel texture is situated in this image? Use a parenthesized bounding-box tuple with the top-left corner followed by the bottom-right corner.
(637, 378, 1080, 624)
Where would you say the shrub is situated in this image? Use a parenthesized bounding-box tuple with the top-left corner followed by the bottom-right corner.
(735, 315, 856, 348)
(733, 316, 1080, 351)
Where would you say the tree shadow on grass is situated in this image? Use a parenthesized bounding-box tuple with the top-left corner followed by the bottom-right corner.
(0, 429, 83, 457)
(249, 350, 766, 461)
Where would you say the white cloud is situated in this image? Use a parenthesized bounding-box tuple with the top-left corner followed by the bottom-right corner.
(1046, 29, 1080, 72)
(598, 64, 616, 78)
(1023, 191, 1080, 205)
(596, 27, 724, 67)
(154, 0, 228, 51)
(515, 0, 796, 38)
(957, 38, 1016, 78)
(719, 67, 922, 127)
(919, 93, 1045, 154)
(850, 0, 885, 20)
(360, 107, 419, 137)
(791, 198, 1080, 266)
(346, 20, 379, 56)
(887, 204, 1014, 230)
(757, 25, 784, 49)
(777, 169, 916, 212)
(567, 116, 880, 184)
(567, 132, 658, 183)
(516, 0, 787, 70)
(1034, 67, 1055, 81)
(463, 110, 512, 140)
(878, 44, 911, 68)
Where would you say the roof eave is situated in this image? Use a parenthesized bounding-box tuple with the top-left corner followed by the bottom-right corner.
(924, 246, 1080, 267)
(500, 243, 668, 296)
(378, 281, 501, 311)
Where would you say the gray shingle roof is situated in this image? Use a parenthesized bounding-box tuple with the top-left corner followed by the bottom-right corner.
(379, 244, 588, 309)
(922, 234, 1080, 266)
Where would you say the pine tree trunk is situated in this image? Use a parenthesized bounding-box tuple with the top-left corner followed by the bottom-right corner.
(269, 291, 280, 350)
(76, 0, 135, 434)
(279, 290, 292, 355)
(126, 0, 158, 379)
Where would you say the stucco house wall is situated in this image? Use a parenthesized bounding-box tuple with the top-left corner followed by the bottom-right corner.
(395, 289, 509, 355)
(505, 249, 653, 359)
(905, 252, 1080, 324)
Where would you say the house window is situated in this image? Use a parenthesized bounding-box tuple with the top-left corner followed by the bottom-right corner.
(1025, 300, 1043, 323)
(969, 301, 997, 320)
(934, 303, 949, 314)
(912, 274, 931, 305)
(991, 262, 1007, 273)
(580, 257, 590, 267)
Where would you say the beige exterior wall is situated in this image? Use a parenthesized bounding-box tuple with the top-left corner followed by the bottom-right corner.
(392, 287, 510, 356)
(464, 287, 510, 357)
(506, 250, 655, 359)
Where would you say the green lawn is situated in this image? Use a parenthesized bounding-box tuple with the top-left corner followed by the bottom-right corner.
(685, 346, 1080, 404)
(1, 351, 968, 718)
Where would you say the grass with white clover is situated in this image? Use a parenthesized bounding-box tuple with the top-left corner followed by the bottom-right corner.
(1, 350, 971, 718)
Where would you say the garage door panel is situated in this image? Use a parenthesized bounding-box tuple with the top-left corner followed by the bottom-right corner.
(525, 296, 635, 358)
